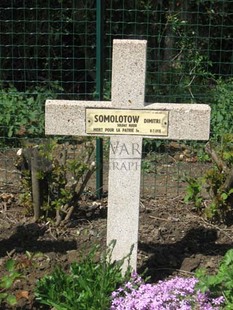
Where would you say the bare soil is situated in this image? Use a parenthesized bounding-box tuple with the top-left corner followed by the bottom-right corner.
(0, 147, 233, 309)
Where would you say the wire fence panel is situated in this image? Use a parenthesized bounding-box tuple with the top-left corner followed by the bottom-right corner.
(105, 0, 233, 197)
(0, 1, 233, 197)
(105, 1, 233, 103)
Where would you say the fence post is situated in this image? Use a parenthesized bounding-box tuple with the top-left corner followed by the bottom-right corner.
(96, 0, 104, 198)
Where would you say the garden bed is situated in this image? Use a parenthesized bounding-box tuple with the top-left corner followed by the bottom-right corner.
(0, 192, 233, 309)
(0, 145, 232, 308)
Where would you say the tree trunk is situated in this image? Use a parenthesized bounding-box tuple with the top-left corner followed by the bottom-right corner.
(31, 147, 42, 222)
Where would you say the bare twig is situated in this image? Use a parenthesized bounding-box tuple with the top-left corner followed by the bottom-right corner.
(205, 142, 227, 173)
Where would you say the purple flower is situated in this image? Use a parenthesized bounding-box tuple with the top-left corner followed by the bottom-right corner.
(111, 275, 225, 310)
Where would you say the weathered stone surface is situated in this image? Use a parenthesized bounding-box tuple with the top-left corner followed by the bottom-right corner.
(45, 101, 210, 141)
(45, 39, 211, 272)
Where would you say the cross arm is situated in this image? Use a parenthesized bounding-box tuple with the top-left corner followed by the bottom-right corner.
(45, 100, 112, 136)
(45, 100, 211, 141)
(143, 103, 211, 140)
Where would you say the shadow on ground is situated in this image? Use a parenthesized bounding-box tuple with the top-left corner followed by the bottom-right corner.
(0, 223, 77, 257)
(138, 226, 233, 282)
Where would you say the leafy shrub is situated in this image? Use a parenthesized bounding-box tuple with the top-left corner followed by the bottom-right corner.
(17, 138, 96, 224)
(196, 248, 233, 309)
(210, 78, 233, 141)
(45, 139, 96, 225)
(36, 245, 233, 309)
(0, 259, 23, 307)
(184, 177, 204, 210)
(35, 242, 132, 310)
(0, 84, 59, 141)
(184, 136, 233, 223)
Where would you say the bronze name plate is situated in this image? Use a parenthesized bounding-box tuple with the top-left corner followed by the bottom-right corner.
(85, 108, 169, 136)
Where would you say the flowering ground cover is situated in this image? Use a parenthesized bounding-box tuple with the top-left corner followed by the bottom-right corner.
(111, 274, 225, 310)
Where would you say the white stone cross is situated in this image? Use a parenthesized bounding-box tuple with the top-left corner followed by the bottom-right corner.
(45, 39, 210, 272)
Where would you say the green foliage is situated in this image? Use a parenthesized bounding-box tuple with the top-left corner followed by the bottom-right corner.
(141, 160, 153, 173)
(18, 138, 95, 224)
(0, 2, 232, 142)
(195, 249, 233, 308)
(44, 139, 94, 222)
(35, 242, 132, 310)
(185, 136, 233, 223)
(18, 169, 33, 216)
(147, 10, 213, 104)
(93, 79, 111, 101)
(143, 139, 167, 153)
(196, 148, 211, 163)
(0, 259, 22, 307)
(184, 177, 203, 209)
(210, 79, 233, 141)
(0, 84, 59, 141)
(219, 134, 233, 166)
(0, 1, 232, 128)
(184, 171, 231, 221)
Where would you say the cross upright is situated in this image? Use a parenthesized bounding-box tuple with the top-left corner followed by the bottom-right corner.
(45, 39, 210, 272)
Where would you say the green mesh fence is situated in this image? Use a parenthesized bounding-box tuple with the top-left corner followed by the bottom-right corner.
(0, 1, 233, 197)
(105, 1, 233, 103)
(0, 2, 96, 98)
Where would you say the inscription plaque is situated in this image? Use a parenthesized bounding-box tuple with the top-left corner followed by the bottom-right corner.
(86, 108, 169, 136)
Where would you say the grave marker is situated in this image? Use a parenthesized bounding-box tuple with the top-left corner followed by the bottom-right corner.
(45, 39, 211, 272)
